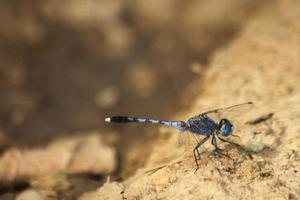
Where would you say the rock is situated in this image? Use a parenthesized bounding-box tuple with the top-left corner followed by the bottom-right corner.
(30, 174, 71, 197)
(79, 182, 125, 200)
(16, 190, 44, 200)
(0, 133, 116, 183)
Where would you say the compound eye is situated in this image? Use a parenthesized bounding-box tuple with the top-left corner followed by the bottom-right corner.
(220, 120, 233, 137)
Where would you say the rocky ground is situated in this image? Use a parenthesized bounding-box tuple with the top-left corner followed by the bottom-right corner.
(0, 0, 299, 199)
(87, 1, 300, 199)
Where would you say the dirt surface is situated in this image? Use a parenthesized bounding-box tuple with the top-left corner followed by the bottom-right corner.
(0, 1, 263, 184)
(85, 1, 300, 199)
(0, 0, 299, 199)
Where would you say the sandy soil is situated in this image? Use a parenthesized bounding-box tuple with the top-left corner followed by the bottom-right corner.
(0, 0, 299, 199)
(84, 1, 300, 199)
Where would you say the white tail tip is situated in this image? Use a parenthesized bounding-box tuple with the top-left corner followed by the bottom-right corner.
(105, 117, 111, 122)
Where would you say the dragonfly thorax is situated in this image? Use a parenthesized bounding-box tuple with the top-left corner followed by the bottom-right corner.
(186, 114, 218, 136)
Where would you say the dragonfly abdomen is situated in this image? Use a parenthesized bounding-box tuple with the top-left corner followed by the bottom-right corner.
(105, 116, 188, 131)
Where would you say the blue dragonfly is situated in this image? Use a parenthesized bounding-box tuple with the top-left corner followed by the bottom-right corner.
(105, 102, 253, 171)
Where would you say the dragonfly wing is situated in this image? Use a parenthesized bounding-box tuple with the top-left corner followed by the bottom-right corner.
(203, 102, 254, 122)
(203, 102, 254, 133)
(179, 131, 209, 156)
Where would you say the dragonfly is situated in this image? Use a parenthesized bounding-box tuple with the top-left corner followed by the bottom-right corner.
(105, 102, 253, 171)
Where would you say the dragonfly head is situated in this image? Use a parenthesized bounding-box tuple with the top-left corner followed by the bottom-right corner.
(218, 119, 233, 137)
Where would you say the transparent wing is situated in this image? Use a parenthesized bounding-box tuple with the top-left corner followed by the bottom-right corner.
(203, 102, 254, 122)
(204, 102, 254, 133)
(178, 131, 193, 149)
(178, 131, 209, 156)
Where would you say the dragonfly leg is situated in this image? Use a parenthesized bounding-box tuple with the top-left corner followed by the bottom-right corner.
(212, 135, 233, 160)
(217, 136, 241, 147)
(211, 134, 223, 151)
(193, 136, 210, 172)
(217, 136, 253, 159)
(195, 147, 200, 160)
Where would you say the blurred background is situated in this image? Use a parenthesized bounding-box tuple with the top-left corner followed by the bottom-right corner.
(0, 0, 268, 198)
